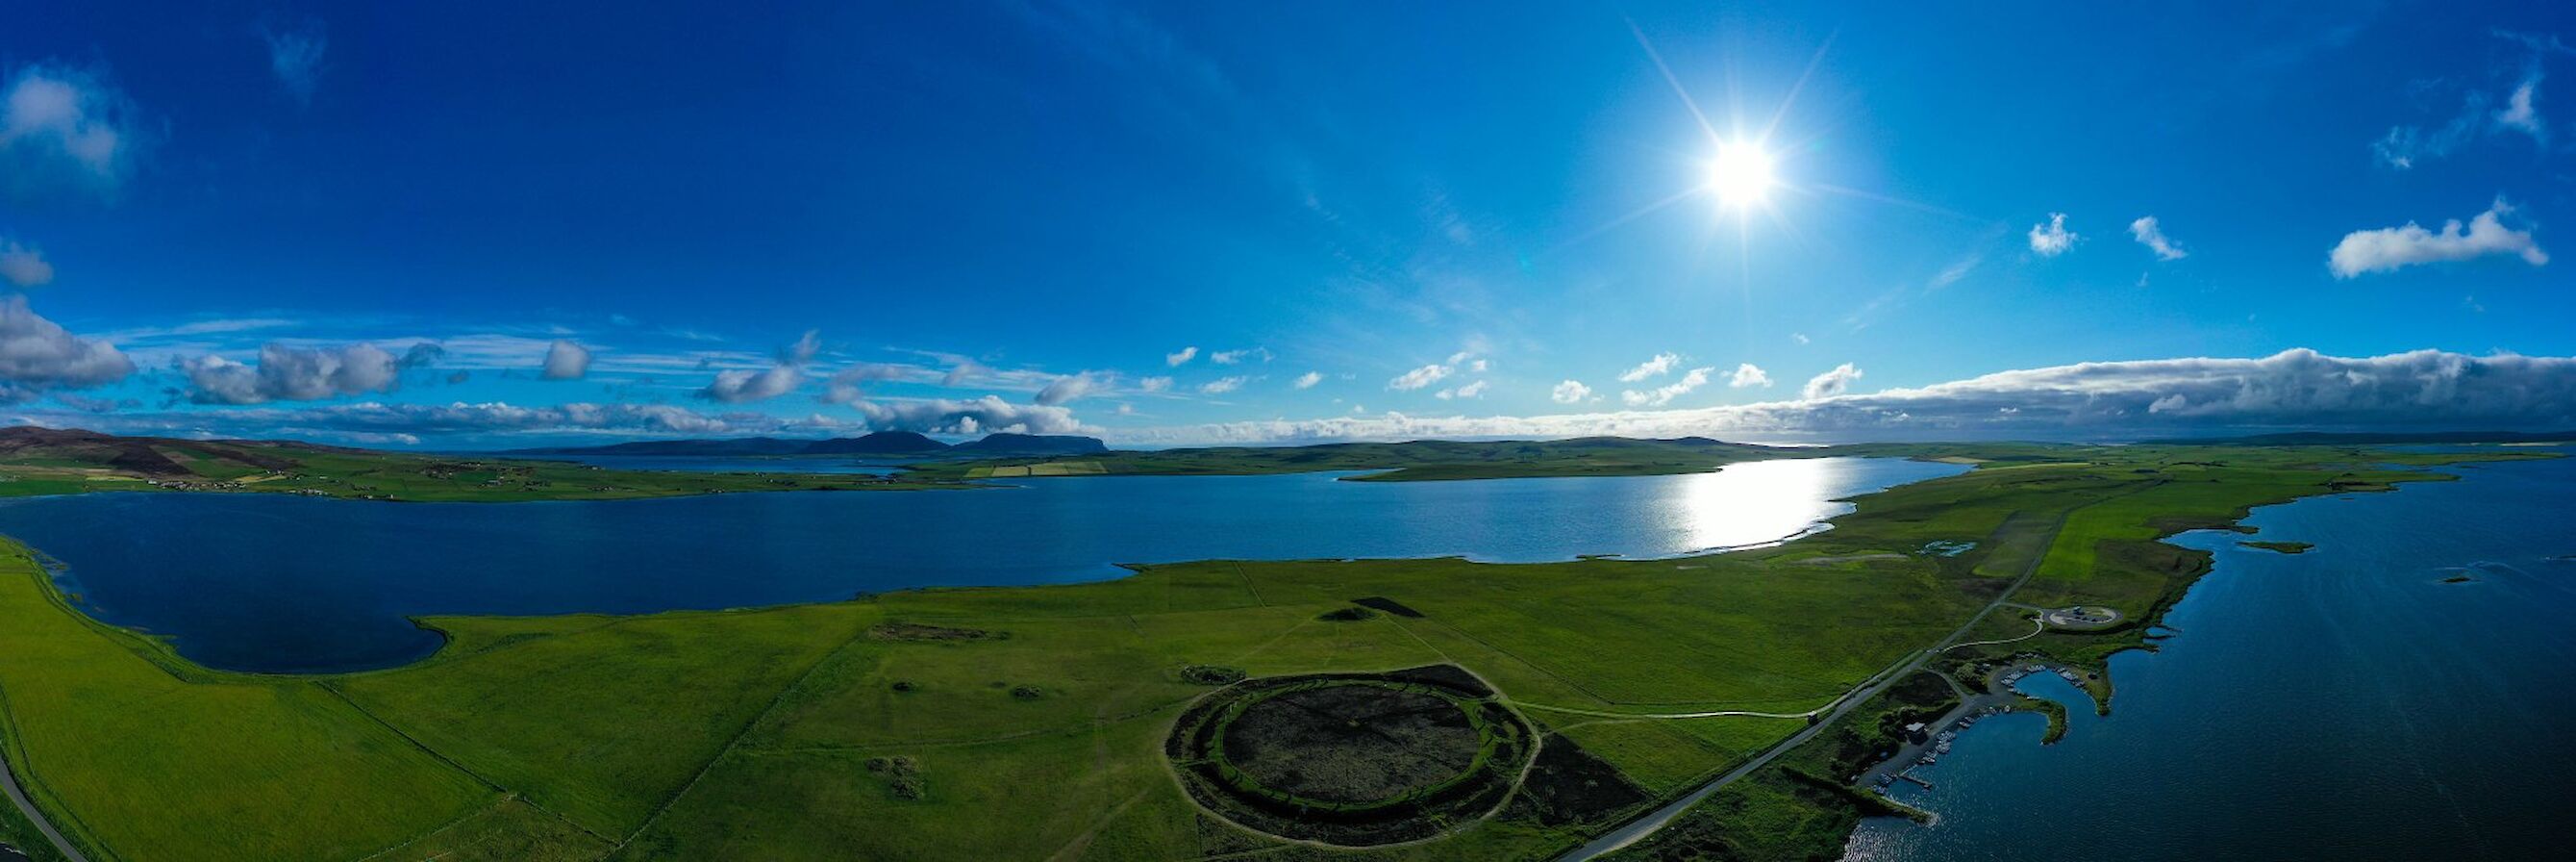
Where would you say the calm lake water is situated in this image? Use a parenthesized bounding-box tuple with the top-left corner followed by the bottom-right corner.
(1846, 453, 2576, 861)
(0, 456, 1963, 673)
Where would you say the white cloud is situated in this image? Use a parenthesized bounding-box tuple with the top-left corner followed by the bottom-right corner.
(260, 22, 327, 106)
(1035, 372, 1099, 405)
(1292, 370, 1322, 390)
(1621, 367, 1713, 408)
(540, 340, 589, 380)
(1210, 347, 1271, 365)
(1388, 363, 1451, 391)
(2027, 214, 2077, 256)
(1200, 375, 1247, 394)
(0, 294, 133, 402)
(1435, 379, 1488, 400)
(852, 395, 1082, 435)
(1616, 352, 1682, 382)
(2496, 78, 2541, 138)
(1551, 380, 1592, 404)
(1165, 346, 1198, 367)
(1138, 375, 1173, 393)
(1106, 349, 2576, 445)
(1729, 363, 1772, 388)
(1792, 333, 1810, 345)
(2376, 32, 2566, 166)
(33, 395, 1084, 444)
(1, 64, 137, 193)
(1802, 363, 1863, 400)
(818, 362, 913, 405)
(2128, 216, 2188, 261)
(0, 240, 53, 287)
(779, 329, 823, 365)
(2328, 198, 2548, 278)
(940, 357, 987, 387)
(1928, 254, 1983, 291)
(183, 342, 404, 405)
(697, 365, 800, 403)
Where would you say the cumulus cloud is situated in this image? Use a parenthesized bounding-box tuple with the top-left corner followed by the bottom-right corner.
(2027, 214, 2076, 256)
(1111, 349, 2576, 445)
(1551, 380, 1592, 404)
(0, 239, 53, 287)
(698, 331, 824, 402)
(0, 294, 133, 402)
(183, 342, 405, 404)
(260, 21, 327, 106)
(2328, 199, 2547, 278)
(850, 395, 1081, 435)
(1802, 363, 1863, 400)
(1165, 346, 1198, 367)
(1617, 352, 1682, 382)
(1200, 375, 1247, 394)
(1035, 371, 1099, 405)
(540, 340, 589, 380)
(1729, 363, 1772, 389)
(697, 364, 801, 403)
(1622, 367, 1713, 408)
(1138, 376, 1174, 393)
(1, 64, 138, 193)
(2129, 216, 2188, 261)
(1292, 370, 1322, 390)
(1388, 363, 1451, 391)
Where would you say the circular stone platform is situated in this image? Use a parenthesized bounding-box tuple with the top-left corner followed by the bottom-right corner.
(2044, 605, 2122, 629)
(1164, 668, 1534, 846)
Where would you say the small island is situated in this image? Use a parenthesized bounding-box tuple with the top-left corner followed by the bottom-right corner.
(2240, 541, 2314, 554)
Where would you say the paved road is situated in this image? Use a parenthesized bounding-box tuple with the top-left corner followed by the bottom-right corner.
(0, 746, 88, 862)
(1554, 512, 2068, 861)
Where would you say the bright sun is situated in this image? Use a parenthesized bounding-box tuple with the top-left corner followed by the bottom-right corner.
(1705, 142, 1776, 208)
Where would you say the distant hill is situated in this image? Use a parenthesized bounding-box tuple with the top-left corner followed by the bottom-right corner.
(947, 433, 1107, 457)
(0, 425, 331, 477)
(2149, 431, 2576, 445)
(507, 431, 1109, 459)
(802, 431, 948, 455)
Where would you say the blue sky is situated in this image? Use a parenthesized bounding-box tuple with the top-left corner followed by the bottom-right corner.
(3, 0, 2573, 447)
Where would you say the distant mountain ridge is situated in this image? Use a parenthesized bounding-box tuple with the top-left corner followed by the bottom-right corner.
(506, 430, 1106, 459)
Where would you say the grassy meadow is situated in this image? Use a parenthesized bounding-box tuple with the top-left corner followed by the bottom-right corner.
(0, 444, 2543, 860)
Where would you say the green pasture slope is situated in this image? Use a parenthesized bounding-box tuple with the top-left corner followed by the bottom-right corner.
(0, 431, 957, 503)
(0, 444, 2547, 861)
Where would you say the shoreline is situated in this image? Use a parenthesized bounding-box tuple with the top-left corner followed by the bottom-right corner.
(1833, 460, 2499, 855)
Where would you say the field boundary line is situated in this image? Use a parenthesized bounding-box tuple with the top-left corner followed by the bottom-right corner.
(607, 618, 875, 852)
(313, 682, 616, 849)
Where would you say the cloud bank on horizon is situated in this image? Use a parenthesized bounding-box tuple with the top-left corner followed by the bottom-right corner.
(1, 4, 2571, 448)
(13, 348, 2576, 447)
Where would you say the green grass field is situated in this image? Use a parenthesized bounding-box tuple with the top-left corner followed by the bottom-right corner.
(0, 444, 2543, 860)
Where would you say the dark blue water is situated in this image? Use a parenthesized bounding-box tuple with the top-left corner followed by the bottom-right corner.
(0, 457, 1963, 673)
(1846, 455, 2576, 861)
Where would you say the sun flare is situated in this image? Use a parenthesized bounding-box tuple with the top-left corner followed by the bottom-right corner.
(1705, 142, 1776, 209)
